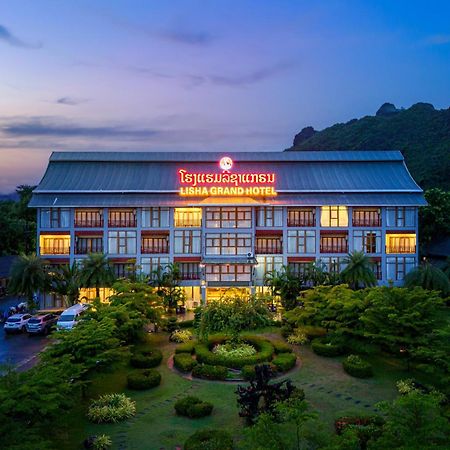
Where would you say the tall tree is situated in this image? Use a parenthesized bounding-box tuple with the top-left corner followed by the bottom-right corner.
(151, 262, 185, 311)
(79, 253, 115, 298)
(404, 262, 450, 296)
(265, 266, 301, 310)
(340, 251, 377, 289)
(52, 262, 82, 306)
(8, 254, 50, 310)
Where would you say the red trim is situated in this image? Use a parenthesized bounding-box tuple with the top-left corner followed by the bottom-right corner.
(320, 230, 348, 236)
(256, 229, 283, 236)
(141, 230, 169, 236)
(386, 230, 416, 234)
(110, 258, 136, 263)
(287, 257, 315, 263)
(174, 256, 201, 262)
(40, 231, 70, 236)
(75, 230, 104, 237)
(42, 258, 69, 264)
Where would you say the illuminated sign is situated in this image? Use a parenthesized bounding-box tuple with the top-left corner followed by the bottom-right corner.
(178, 157, 277, 197)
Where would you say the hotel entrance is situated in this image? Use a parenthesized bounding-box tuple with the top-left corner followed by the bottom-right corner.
(206, 287, 251, 302)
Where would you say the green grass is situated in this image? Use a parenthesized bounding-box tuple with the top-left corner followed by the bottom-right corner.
(59, 331, 421, 449)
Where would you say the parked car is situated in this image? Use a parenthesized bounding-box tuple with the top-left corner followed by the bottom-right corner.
(26, 314, 58, 335)
(4, 313, 32, 333)
(56, 303, 90, 330)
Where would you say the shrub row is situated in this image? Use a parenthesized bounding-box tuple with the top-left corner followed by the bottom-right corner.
(311, 338, 345, 357)
(178, 319, 194, 328)
(184, 429, 234, 450)
(173, 353, 197, 372)
(195, 335, 274, 369)
(272, 352, 297, 372)
(127, 369, 161, 390)
(174, 396, 214, 418)
(192, 364, 228, 380)
(175, 342, 195, 354)
(342, 355, 373, 378)
(130, 349, 163, 368)
(272, 340, 293, 354)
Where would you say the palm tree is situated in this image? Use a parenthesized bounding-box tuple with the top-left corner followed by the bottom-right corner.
(404, 262, 450, 296)
(264, 266, 301, 310)
(8, 254, 50, 310)
(340, 251, 377, 290)
(150, 263, 184, 311)
(52, 262, 81, 306)
(79, 253, 115, 298)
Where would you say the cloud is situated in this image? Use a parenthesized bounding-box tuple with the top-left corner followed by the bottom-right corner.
(424, 34, 450, 45)
(56, 97, 88, 106)
(0, 24, 41, 48)
(157, 29, 215, 45)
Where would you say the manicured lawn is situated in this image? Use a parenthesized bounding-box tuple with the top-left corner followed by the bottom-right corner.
(60, 329, 414, 449)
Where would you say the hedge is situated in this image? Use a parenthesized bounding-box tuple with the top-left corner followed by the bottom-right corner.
(174, 396, 213, 418)
(179, 319, 194, 329)
(241, 363, 277, 381)
(184, 429, 234, 450)
(272, 340, 293, 354)
(195, 335, 274, 369)
(311, 338, 345, 357)
(272, 352, 297, 372)
(127, 369, 161, 390)
(301, 325, 327, 339)
(342, 355, 373, 378)
(173, 353, 197, 372)
(175, 342, 195, 354)
(130, 349, 163, 368)
(192, 364, 228, 381)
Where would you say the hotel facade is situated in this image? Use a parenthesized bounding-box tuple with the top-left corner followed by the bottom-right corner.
(30, 151, 426, 308)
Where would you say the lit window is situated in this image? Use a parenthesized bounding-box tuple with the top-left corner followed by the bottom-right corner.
(39, 234, 70, 254)
(205, 264, 251, 282)
(174, 208, 202, 227)
(386, 234, 416, 254)
(320, 206, 348, 227)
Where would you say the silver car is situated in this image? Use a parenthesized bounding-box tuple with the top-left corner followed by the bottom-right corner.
(4, 313, 32, 333)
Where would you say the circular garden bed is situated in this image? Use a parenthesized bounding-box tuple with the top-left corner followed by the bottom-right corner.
(171, 334, 298, 381)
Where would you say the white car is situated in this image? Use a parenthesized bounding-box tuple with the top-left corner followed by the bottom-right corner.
(4, 313, 32, 333)
(56, 303, 90, 330)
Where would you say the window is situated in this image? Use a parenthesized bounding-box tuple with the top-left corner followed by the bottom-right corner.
(352, 208, 381, 227)
(386, 207, 416, 227)
(287, 230, 316, 253)
(256, 207, 283, 227)
(75, 209, 103, 227)
(206, 207, 252, 228)
(75, 237, 103, 254)
(174, 208, 202, 227)
(141, 235, 169, 254)
(288, 262, 311, 278)
(108, 231, 136, 254)
(205, 233, 252, 255)
(320, 206, 348, 227)
(39, 235, 70, 254)
(255, 256, 283, 282)
(319, 257, 347, 274)
(140, 257, 169, 278)
(387, 256, 416, 281)
(353, 230, 381, 253)
(174, 230, 201, 254)
(40, 208, 70, 228)
(320, 234, 348, 253)
(113, 262, 135, 279)
(255, 236, 283, 254)
(371, 260, 382, 280)
(141, 208, 169, 228)
(178, 263, 201, 280)
(386, 234, 416, 254)
(108, 209, 136, 227)
(205, 264, 251, 282)
(287, 208, 315, 227)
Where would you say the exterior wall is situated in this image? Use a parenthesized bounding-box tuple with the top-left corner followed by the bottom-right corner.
(36, 205, 419, 306)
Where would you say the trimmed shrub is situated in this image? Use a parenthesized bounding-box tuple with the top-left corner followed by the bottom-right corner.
(174, 396, 214, 418)
(127, 369, 161, 390)
(195, 335, 274, 369)
(342, 355, 373, 378)
(175, 341, 195, 354)
(87, 393, 136, 423)
(170, 329, 193, 343)
(192, 364, 228, 381)
(130, 349, 163, 368)
(179, 319, 194, 328)
(272, 352, 296, 372)
(173, 353, 197, 372)
(311, 338, 345, 357)
(184, 429, 233, 450)
(281, 324, 294, 338)
(272, 340, 293, 354)
(301, 325, 327, 339)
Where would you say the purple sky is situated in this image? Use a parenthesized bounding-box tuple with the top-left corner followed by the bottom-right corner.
(1, 0, 450, 193)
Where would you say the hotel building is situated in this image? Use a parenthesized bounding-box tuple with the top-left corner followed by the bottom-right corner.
(30, 151, 425, 308)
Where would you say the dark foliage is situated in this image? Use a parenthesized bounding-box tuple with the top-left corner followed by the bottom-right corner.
(192, 363, 228, 380)
(129, 349, 162, 368)
(174, 396, 214, 418)
(173, 353, 197, 372)
(311, 337, 346, 357)
(184, 429, 234, 450)
(127, 369, 161, 390)
(272, 352, 297, 372)
(342, 355, 374, 378)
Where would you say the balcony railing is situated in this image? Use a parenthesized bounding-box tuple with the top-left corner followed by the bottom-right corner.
(320, 243, 348, 253)
(287, 217, 315, 227)
(352, 217, 381, 227)
(74, 219, 104, 228)
(255, 244, 283, 254)
(108, 218, 137, 227)
(75, 245, 103, 254)
(386, 245, 416, 254)
(141, 245, 169, 254)
(180, 272, 201, 280)
(41, 247, 70, 255)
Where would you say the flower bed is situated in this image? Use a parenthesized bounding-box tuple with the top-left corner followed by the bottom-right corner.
(213, 342, 257, 358)
(342, 355, 373, 378)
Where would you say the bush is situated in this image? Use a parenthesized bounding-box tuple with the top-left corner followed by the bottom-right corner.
(241, 363, 276, 381)
(311, 338, 345, 357)
(335, 416, 384, 448)
(130, 349, 163, 368)
(179, 319, 194, 328)
(195, 335, 274, 369)
(184, 429, 234, 450)
(173, 353, 197, 372)
(342, 355, 373, 378)
(213, 342, 257, 358)
(272, 352, 297, 372)
(174, 396, 214, 418)
(272, 340, 293, 354)
(301, 325, 327, 339)
(166, 316, 178, 333)
(87, 393, 136, 423)
(175, 341, 195, 354)
(281, 324, 294, 338)
(170, 329, 193, 343)
(192, 364, 228, 380)
(286, 329, 308, 345)
(127, 369, 161, 390)
(83, 434, 113, 450)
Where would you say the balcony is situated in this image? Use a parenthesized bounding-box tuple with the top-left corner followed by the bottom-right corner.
(386, 245, 416, 254)
(320, 238, 348, 253)
(386, 234, 416, 254)
(141, 237, 169, 254)
(75, 218, 104, 228)
(75, 242, 103, 254)
(108, 218, 137, 227)
(180, 271, 201, 280)
(352, 217, 381, 227)
(287, 209, 315, 227)
(41, 246, 70, 255)
(255, 238, 283, 254)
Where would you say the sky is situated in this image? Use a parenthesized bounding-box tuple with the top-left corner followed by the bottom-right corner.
(0, 0, 450, 193)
